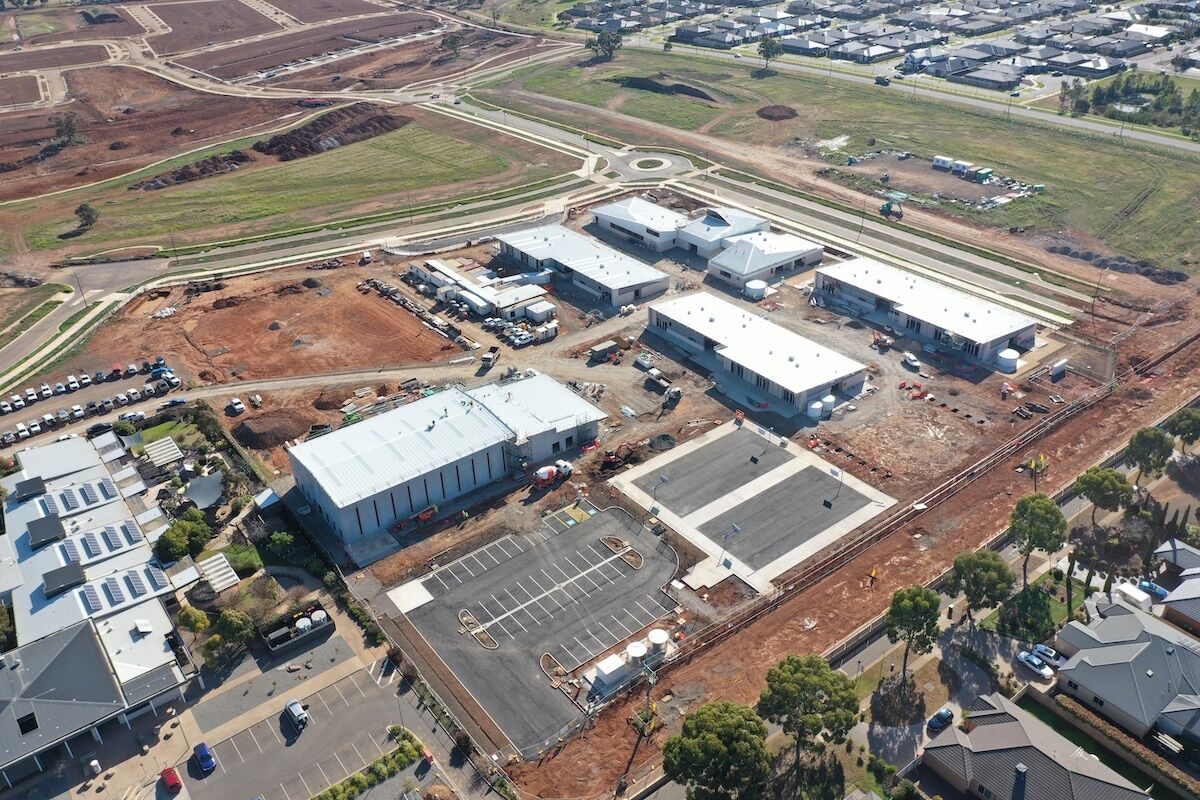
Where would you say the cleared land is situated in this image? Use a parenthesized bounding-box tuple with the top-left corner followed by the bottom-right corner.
(265, 0, 385, 22)
(487, 52, 1200, 271)
(0, 44, 110, 72)
(176, 12, 436, 79)
(0, 76, 40, 106)
(147, 0, 281, 55)
(4, 106, 577, 253)
(8, 8, 145, 48)
(0, 67, 299, 202)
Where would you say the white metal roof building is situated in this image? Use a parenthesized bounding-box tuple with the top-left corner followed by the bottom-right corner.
(289, 372, 605, 554)
(815, 257, 1038, 367)
(407, 258, 550, 321)
(591, 197, 689, 253)
(677, 207, 770, 258)
(649, 292, 867, 416)
(707, 231, 824, 289)
(496, 225, 670, 306)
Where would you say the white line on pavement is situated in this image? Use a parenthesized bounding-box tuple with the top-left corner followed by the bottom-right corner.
(333, 752, 350, 780)
(317, 692, 334, 716)
(347, 672, 368, 697)
(247, 727, 264, 754)
(332, 682, 351, 707)
(280, 783, 292, 800)
(229, 736, 245, 763)
(350, 741, 367, 768)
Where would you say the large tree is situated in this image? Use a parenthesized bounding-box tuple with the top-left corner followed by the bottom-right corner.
(758, 36, 783, 70)
(942, 550, 1014, 627)
(178, 605, 210, 636)
(1128, 426, 1174, 484)
(216, 609, 256, 644)
(585, 30, 623, 61)
(1011, 493, 1066, 587)
(1166, 409, 1200, 455)
(663, 702, 770, 800)
(885, 585, 940, 676)
(440, 32, 464, 58)
(757, 655, 857, 767)
(1074, 467, 1133, 528)
(74, 203, 99, 230)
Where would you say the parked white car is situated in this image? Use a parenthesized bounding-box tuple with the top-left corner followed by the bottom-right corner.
(1018, 650, 1054, 680)
(229, 398, 246, 414)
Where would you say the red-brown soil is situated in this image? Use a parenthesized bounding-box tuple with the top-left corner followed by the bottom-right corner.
(147, 0, 281, 55)
(0, 76, 40, 106)
(10, 8, 145, 49)
(266, 0, 385, 22)
(0, 67, 299, 202)
(175, 12, 435, 79)
(0, 44, 110, 72)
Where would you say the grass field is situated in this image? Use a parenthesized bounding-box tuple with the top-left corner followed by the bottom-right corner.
(18, 119, 573, 250)
(491, 52, 1200, 270)
(0, 284, 64, 334)
(16, 12, 68, 38)
(497, 0, 576, 28)
(0, 300, 64, 352)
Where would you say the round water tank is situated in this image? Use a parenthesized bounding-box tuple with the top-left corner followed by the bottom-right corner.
(294, 616, 312, 632)
(821, 394, 837, 412)
(310, 609, 329, 625)
(627, 641, 647, 667)
(744, 280, 768, 300)
(808, 400, 825, 420)
(996, 348, 1020, 373)
(648, 629, 669, 653)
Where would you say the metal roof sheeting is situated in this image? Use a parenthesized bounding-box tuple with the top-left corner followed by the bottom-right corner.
(143, 437, 184, 468)
(592, 196, 688, 233)
(497, 225, 668, 293)
(709, 231, 823, 276)
(467, 371, 607, 442)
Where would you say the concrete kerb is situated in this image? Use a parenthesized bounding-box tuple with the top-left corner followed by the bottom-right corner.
(419, 101, 593, 161)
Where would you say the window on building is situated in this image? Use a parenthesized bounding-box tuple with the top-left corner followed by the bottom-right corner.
(1093, 696, 1105, 707)
(733, 363, 744, 378)
(1067, 680, 1078, 689)
(977, 785, 992, 799)
(783, 389, 795, 404)
(720, 270, 732, 279)
(965, 341, 981, 357)
(906, 317, 921, 333)
(552, 441, 561, 454)
(566, 435, 574, 447)
(656, 318, 671, 330)
(755, 374, 769, 390)
(17, 713, 37, 735)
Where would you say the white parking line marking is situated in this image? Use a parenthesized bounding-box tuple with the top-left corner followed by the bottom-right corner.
(332, 682, 351, 707)
(612, 614, 633, 635)
(431, 571, 449, 590)
(347, 672, 368, 697)
(635, 599, 657, 619)
(247, 726, 264, 753)
(510, 537, 525, 552)
(495, 539, 514, 558)
(317, 691, 334, 716)
(588, 629, 606, 648)
(485, 548, 502, 565)
(596, 619, 618, 641)
(333, 752, 350, 779)
(471, 554, 488, 572)
(266, 723, 282, 744)
(351, 741, 367, 767)
(298, 773, 314, 797)
(459, 559, 475, 578)
(508, 611, 529, 633)
(311, 764, 327, 792)
(280, 783, 292, 800)
(229, 736, 245, 763)
(573, 635, 592, 655)
(495, 618, 515, 639)
(369, 734, 386, 756)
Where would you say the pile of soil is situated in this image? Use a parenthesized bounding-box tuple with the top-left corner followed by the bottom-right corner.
(276, 285, 302, 296)
(757, 105, 797, 121)
(301, 277, 322, 289)
(212, 297, 240, 309)
(253, 103, 410, 161)
(1043, 245, 1188, 286)
(268, 320, 284, 330)
(129, 149, 253, 191)
(610, 74, 715, 102)
(234, 411, 309, 449)
(313, 390, 344, 410)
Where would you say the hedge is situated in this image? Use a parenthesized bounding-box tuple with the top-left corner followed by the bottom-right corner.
(311, 727, 423, 800)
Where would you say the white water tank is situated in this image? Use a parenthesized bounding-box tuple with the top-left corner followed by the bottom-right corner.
(294, 616, 312, 632)
(311, 609, 329, 625)
(821, 394, 837, 413)
(627, 641, 647, 669)
(997, 348, 1020, 373)
(744, 280, 768, 300)
(808, 400, 825, 420)
(648, 629, 669, 654)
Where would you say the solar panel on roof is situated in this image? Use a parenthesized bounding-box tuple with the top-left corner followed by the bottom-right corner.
(61, 489, 79, 511)
(126, 572, 147, 597)
(61, 539, 80, 563)
(99, 478, 117, 499)
(103, 576, 125, 605)
(81, 584, 102, 613)
(43, 496, 59, 515)
(122, 521, 143, 544)
(82, 531, 101, 558)
(80, 484, 98, 504)
(103, 526, 122, 551)
(148, 565, 168, 589)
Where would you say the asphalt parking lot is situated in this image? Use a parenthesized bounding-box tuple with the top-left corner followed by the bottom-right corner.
(403, 506, 679, 752)
(184, 662, 402, 800)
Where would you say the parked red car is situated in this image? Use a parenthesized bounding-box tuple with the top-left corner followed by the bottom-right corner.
(160, 766, 183, 795)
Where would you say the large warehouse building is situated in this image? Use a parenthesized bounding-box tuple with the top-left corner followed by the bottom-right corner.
(815, 258, 1038, 368)
(288, 371, 606, 553)
(649, 293, 868, 416)
(591, 196, 689, 253)
(496, 225, 670, 306)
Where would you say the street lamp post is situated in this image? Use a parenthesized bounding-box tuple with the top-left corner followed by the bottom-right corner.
(718, 524, 741, 568)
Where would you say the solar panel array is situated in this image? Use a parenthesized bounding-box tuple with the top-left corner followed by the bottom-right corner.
(83, 531, 102, 558)
(148, 565, 168, 590)
(80, 484, 98, 505)
(102, 526, 122, 552)
(43, 495, 59, 515)
(81, 585, 102, 613)
(99, 478, 117, 499)
(122, 521, 143, 544)
(103, 576, 125, 605)
(61, 489, 79, 512)
(126, 572, 147, 597)
(61, 539, 80, 563)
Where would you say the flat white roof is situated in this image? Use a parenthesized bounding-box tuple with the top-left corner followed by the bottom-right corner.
(467, 370, 607, 443)
(818, 257, 1038, 345)
(652, 292, 866, 395)
(592, 196, 688, 233)
(497, 225, 668, 293)
(288, 388, 515, 509)
(94, 599, 177, 684)
(679, 206, 767, 244)
(709, 231, 823, 276)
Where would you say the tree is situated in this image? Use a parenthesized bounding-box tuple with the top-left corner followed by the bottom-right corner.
(1128, 427, 1174, 484)
(663, 41, 673, 52)
(663, 701, 770, 800)
(1166, 408, 1200, 454)
(757, 655, 857, 767)
(1074, 467, 1133, 528)
(758, 36, 783, 70)
(585, 30, 623, 61)
(884, 586, 940, 676)
(154, 525, 190, 562)
(182, 507, 207, 524)
(1066, 549, 1078, 617)
(178, 605, 210, 635)
(113, 420, 136, 436)
(440, 32, 464, 57)
(942, 549, 1014, 627)
(51, 112, 78, 143)
(201, 634, 226, 662)
(74, 203, 99, 230)
(1010, 493, 1066, 588)
(269, 530, 294, 553)
(217, 609, 256, 644)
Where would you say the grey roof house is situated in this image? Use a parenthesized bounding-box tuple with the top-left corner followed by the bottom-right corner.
(921, 693, 1150, 800)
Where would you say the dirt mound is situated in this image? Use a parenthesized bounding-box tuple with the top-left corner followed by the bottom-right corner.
(610, 74, 716, 102)
(129, 149, 253, 191)
(313, 390, 344, 410)
(268, 320, 284, 330)
(757, 105, 797, 121)
(213, 297, 240, 309)
(253, 103, 410, 161)
(276, 285, 302, 296)
(234, 411, 309, 449)
(302, 277, 322, 289)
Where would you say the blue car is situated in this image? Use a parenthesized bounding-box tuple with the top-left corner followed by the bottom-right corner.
(193, 743, 217, 773)
(1139, 580, 1169, 601)
(928, 707, 954, 732)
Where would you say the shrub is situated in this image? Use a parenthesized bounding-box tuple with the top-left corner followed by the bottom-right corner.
(323, 571, 340, 590)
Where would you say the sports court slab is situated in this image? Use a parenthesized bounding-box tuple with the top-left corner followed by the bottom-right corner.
(391, 505, 678, 753)
(613, 421, 895, 592)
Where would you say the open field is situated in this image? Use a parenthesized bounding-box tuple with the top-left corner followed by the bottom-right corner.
(176, 12, 436, 79)
(0, 283, 64, 334)
(6, 107, 578, 254)
(0, 67, 300, 202)
(147, 0, 281, 55)
(264, 30, 560, 91)
(265, 0, 386, 22)
(496, 0, 576, 28)
(0, 76, 40, 106)
(487, 52, 1200, 271)
(0, 44, 110, 72)
(7, 7, 145, 48)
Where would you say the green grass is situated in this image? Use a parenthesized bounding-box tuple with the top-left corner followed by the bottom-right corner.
(16, 12, 68, 38)
(0, 284, 61, 334)
(0, 300, 63, 351)
(497, 0, 577, 28)
(21, 124, 546, 249)
(497, 51, 1200, 270)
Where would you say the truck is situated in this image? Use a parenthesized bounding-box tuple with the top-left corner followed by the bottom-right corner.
(359, 250, 373, 266)
(874, 76, 891, 86)
(481, 346, 501, 369)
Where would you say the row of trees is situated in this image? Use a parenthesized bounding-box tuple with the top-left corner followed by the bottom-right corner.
(1090, 72, 1200, 133)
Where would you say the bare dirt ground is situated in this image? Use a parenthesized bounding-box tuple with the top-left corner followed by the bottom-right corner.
(147, 0, 282, 55)
(0, 44, 110, 72)
(265, 0, 387, 22)
(0, 76, 40, 106)
(11, 8, 146, 48)
(0, 67, 300, 202)
(263, 31, 560, 91)
(176, 12, 435, 79)
(842, 152, 999, 204)
(81, 264, 458, 385)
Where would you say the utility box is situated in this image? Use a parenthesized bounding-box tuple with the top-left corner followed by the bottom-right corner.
(589, 340, 619, 361)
